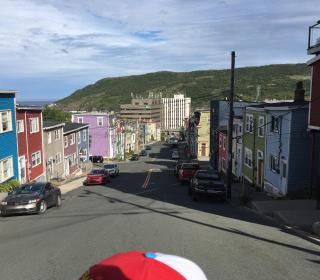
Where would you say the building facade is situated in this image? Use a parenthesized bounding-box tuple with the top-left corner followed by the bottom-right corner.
(161, 94, 191, 134)
(197, 110, 210, 161)
(217, 128, 228, 174)
(0, 90, 19, 184)
(43, 121, 65, 180)
(232, 117, 243, 179)
(16, 106, 45, 183)
(63, 124, 80, 177)
(72, 112, 110, 158)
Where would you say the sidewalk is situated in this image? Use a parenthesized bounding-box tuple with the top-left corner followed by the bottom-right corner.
(58, 177, 85, 195)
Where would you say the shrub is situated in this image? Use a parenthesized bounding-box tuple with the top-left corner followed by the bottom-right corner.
(0, 179, 21, 193)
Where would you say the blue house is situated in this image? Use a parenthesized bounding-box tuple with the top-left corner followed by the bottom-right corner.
(264, 83, 312, 196)
(0, 90, 19, 184)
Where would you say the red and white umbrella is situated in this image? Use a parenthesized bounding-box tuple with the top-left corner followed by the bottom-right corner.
(79, 251, 207, 280)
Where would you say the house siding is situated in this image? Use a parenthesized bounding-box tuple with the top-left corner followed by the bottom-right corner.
(309, 60, 320, 129)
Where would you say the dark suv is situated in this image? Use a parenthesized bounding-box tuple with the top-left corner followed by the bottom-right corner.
(89, 156, 104, 163)
(189, 170, 226, 201)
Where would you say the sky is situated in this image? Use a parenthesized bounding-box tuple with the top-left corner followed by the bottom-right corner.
(0, 0, 319, 101)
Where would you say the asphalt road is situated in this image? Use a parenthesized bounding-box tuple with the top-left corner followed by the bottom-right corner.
(0, 142, 319, 280)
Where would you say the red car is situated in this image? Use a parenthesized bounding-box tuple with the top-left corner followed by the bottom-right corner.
(83, 169, 111, 186)
(179, 163, 200, 183)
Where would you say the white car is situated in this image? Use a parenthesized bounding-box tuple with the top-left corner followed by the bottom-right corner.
(103, 164, 119, 177)
(171, 151, 180, 159)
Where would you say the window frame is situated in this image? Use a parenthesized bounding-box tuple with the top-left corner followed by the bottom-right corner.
(48, 131, 52, 144)
(78, 117, 84, 123)
(77, 131, 81, 144)
(17, 119, 24, 133)
(64, 136, 68, 148)
(29, 117, 39, 134)
(258, 116, 265, 137)
(0, 110, 13, 134)
(83, 130, 87, 141)
(270, 154, 280, 174)
(54, 129, 61, 140)
(0, 156, 14, 183)
(31, 151, 41, 167)
(97, 117, 104, 126)
(244, 147, 253, 169)
(271, 116, 280, 133)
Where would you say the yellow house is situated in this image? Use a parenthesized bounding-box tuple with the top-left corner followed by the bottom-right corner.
(197, 110, 210, 161)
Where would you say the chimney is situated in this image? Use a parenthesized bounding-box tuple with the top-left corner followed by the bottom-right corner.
(294, 81, 305, 102)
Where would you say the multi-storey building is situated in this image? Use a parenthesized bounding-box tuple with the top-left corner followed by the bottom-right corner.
(0, 90, 19, 184)
(161, 94, 191, 135)
(16, 106, 45, 183)
(43, 121, 65, 180)
(196, 110, 210, 161)
(120, 93, 161, 123)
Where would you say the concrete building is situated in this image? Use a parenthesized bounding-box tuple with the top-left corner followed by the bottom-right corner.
(120, 93, 161, 123)
(43, 121, 65, 180)
(161, 94, 191, 134)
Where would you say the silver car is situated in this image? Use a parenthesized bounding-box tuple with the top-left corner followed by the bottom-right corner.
(103, 164, 119, 177)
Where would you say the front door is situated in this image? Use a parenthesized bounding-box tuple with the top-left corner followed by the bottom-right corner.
(201, 143, 206, 157)
(18, 156, 26, 183)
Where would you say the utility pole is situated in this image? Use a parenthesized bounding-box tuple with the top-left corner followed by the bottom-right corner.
(227, 51, 235, 199)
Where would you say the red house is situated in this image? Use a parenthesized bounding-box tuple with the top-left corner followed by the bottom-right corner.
(217, 127, 228, 175)
(16, 106, 45, 183)
(307, 20, 320, 206)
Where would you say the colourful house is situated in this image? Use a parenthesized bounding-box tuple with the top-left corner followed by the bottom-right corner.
(0, 90, 19, 184)
(217, 127, 227, 174)
(232, 116, 243, 179)
(16, 106, 45, 183)
(197, 110, 210, 161)
(72, 113, 110, 158)
(242, 104, 266, 188)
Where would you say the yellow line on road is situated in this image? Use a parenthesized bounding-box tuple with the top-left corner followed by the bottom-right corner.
(142, 169, 152, 189)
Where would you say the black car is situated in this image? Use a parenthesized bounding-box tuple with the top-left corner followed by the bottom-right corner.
(189, 170, 226, 201)
(139, 150, 147, 156)
(129, 154, 139, 161)
(89, 155, 104, 163)
(0, 182, 62, 216)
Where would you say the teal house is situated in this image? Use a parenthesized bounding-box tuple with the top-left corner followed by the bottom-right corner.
(0, 90, 19, 184)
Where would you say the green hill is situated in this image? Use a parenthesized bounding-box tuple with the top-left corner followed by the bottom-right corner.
(57, 63, 311, 111)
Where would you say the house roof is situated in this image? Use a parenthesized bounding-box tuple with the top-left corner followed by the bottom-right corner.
(63, 122, 89, 134)
(43, 121, 65, 130)
(0, 90, 17, 94)
(16, 105, 43, 111)
(247, 101, 309, 111)
(217, 126, 228, 134)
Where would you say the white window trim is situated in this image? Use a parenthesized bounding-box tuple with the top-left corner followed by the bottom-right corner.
(0, 156, 14, 183)
(244, 147, 253, 169)
(17, 119, 24, 133)
(77, 132, 81, 144)
(54, 129, 61, 140)
(270, 154, 280, 174)
(64, 136, 68, 148)
(29, 117, 39, 133)
(0, 110, 13, 134)
(31, 151, 41, 167)
(83, 130, 87, 141)
(97, 117, 104, 126)
(78, 117, 84, 123)
(70, 134, 75, 145)
(258, 116, 265, 137)
(245, 113, 253, 133)
(55, 153, 62, 164)
(48, 131, 52, 144)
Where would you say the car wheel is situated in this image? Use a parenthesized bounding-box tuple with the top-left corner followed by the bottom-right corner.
(38, 200, 47, 214)
(56, 195, 62, 207)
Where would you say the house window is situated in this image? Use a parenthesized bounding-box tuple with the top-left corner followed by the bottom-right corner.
(0, 157, 13, 183)
(48, 132, 52, 144)
(258, 116, 265, 137)
(271, 116, 280, 133)
(239, 125, 242, 134)
(31, 151, 41, 167)
(97, 117, 103, 126)
(0, 110, 12, 133)
(70, 134, 75, 145)
(55, 153, 62, 164)
(29, 118, 39, 133)
(270, 155, 280, 174)
(281, 161, 287, 178)
(78, 117, 84, 123)
(54, 130, 61, 140)
(245, 114, 253, 133)
(83, 130, 87, 141)
(77, 132, 81, 144)
(64, 136, 68, 148)
(244, 148, 253, 168)
(17, 120, 24, 133)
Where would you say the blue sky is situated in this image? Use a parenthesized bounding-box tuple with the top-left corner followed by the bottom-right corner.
(0, 0, 319, 101)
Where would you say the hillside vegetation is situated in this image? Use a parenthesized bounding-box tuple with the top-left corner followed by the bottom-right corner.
(57, 64, 310, 111)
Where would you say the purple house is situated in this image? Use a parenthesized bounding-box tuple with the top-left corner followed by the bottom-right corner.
(72, 112, 110, 158)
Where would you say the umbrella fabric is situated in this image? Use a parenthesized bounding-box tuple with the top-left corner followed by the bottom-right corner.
(79, 251, 207, 280)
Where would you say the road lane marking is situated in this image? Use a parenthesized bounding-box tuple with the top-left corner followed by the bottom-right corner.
(142, 169, 152, 189)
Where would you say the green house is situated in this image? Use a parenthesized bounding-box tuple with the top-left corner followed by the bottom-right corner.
(242, 104, 266, 188)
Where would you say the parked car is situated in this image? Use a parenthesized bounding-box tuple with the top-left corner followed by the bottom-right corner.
(171, 150, 180, 159)
(139, 150, 147, 156)
(103, 164, 119, 177)
(89, 155, 104, 163)
(145, 145, 152, 150)
(0, 182, 62, 216)
(129, 154, 139, 161)
(178, 163, 200, 183)
(189, 170, 226, 201)
(83, 169, 110, 186)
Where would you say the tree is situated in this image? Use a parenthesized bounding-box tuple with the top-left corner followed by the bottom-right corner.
(43, 106, 71, 122)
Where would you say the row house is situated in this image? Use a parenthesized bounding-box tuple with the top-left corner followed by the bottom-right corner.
(307, 20, 320, 202)
(232, 116, 243, 180)
(43, 121, 65, 180)
(16, 106, 45, 183)
(63, 123, 89, 177)
(196, 110, 210, 161)
(0, 90, 19, 184)
(217, 127, 227, 174)
(72, 112, 110, 158)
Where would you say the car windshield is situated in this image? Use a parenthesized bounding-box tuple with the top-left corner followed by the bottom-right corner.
(91, 169, 104, 175)
(196, 172, 220, 180)
(104, 164, 115, 169)
(12, 184, 44, 194)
